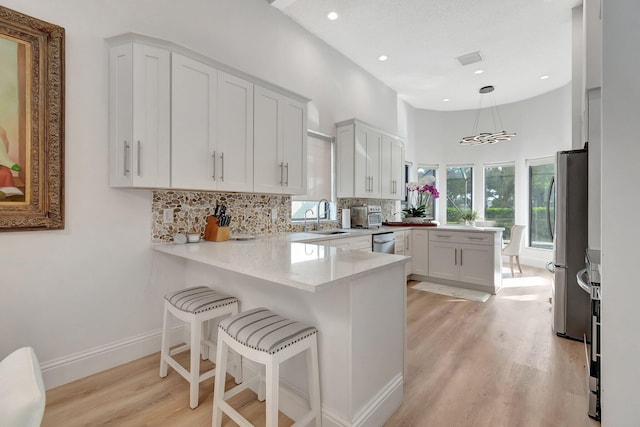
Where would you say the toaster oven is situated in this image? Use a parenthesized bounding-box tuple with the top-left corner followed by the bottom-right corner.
(350, 205, 383, 228)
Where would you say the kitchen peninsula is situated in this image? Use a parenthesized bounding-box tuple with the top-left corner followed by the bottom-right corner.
(152, 234, 409, 427)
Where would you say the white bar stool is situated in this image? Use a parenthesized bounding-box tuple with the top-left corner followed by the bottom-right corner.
(212, 308, 321, 427)
(159, 286, 241, 409)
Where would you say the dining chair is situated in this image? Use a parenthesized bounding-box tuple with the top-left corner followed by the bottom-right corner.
(503, 225, 526, 276)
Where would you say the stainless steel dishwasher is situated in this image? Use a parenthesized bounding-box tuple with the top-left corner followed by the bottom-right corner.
(372, 232, 395, 254)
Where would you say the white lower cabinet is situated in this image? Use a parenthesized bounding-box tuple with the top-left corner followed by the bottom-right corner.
(330, 235, 372, 252)
(428, 231, 496, 289)
(410, 229, 429, 276)
(394, 230, 412, 277)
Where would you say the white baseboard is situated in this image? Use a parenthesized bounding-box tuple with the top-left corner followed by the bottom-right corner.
(352, 373, 403, 427)
(40, 325, 183, 390)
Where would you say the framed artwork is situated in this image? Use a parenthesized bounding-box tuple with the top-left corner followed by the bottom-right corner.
(0, 6, 64, 231)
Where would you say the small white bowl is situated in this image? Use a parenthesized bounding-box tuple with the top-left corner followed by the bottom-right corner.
(187, 233, 201, 243)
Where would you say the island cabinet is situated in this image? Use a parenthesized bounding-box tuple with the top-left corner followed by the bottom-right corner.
(171, 54, 254, 192)
(253, 86, 307, 195)
(336, 119, 404, 200)
(427, 230, 502, 293)
(108, 42, 171, 188)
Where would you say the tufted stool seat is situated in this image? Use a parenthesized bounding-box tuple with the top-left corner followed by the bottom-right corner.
(159, 286, 241, 409)
(212, 308, 321, 427)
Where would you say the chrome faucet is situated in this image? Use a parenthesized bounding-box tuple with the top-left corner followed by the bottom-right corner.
(317, 199, 330, 230)
(304, 209, 314, 232)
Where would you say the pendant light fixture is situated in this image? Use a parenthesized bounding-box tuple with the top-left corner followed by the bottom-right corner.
(459, 85, 516, 145)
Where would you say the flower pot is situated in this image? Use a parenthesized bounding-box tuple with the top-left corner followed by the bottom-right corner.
(404, 217, 425, 224)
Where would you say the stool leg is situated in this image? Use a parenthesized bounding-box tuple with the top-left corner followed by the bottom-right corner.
(265, 360, 279, 427)
(307, 337, 322, 427)
(202, 320, 210, 361)
(230, 304, 242, 384)
(189, 320, 202, 409)
(212, 334, 229, 427)
(257, 366, 266, 402)
(159, 303, 169, 378)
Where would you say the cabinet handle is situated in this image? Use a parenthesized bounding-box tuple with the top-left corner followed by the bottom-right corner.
(460, 248, 463, 266)
(466, 236, 485, 240)
(136, 140, 141, 177)
(435, 234, 453, 238)
(220, 152, 224, 182)
(124, 141, 130, 175)
(212, 151, 216, 180)
(454, 248, 457, 265)
(280, 162, 284, 185)
(285, 162, 289, 186)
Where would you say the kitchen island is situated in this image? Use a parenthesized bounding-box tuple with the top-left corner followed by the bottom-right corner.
(152, 235, 409, 427)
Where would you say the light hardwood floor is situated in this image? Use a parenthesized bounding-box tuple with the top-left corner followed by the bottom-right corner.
(42, 266, 599, 426)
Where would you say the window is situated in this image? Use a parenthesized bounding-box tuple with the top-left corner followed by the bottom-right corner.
(447, 166, 473, 223)
(529, 161, 554, 249)
(484, 164, 515, 239)
(291, 133, 333, 221)
(417, 165, 437, 219)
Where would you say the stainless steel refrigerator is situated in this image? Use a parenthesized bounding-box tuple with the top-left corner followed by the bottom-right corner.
(550, 148, 591, 341)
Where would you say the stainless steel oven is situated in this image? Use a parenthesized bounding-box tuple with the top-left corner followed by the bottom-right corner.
(372, 232, 395, 254)
(577, 248, 601, 421)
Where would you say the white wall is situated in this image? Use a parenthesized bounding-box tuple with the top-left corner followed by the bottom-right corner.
(412, 85, 572, 267)
(601, 0, 640, 424)
(0, 0, 403, 388)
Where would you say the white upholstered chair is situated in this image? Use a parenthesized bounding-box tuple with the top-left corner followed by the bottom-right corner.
(503, 225, 526, 277)
(0, 347, 46, 427)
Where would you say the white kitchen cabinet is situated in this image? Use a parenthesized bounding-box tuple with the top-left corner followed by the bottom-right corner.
(395, 230, 411, 277)
(428, 231, 497, 289)
(216, 71, 254, 192)
(410, 229, 429, 276)
(171, 55, 254, 192)
(109, 42, 171, 188)
(381, 135, 405, 200)
(171, 53, 217, 190)
(330, 235, 372, 252)
(254, 85, 307, 195)
(337, 119, 405, 200)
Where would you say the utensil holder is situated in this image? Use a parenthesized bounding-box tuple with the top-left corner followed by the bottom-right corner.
(205, 216, 230, 242)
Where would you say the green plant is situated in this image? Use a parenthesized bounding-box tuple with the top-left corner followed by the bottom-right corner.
(460, 210, 478, 221)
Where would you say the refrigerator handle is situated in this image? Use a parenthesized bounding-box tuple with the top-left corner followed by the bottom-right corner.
(546, 176, 555, 242)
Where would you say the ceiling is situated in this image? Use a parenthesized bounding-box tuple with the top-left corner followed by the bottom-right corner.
(270, 0, 582, 111)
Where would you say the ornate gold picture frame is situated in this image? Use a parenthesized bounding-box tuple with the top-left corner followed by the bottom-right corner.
(0, 6, 64, 231)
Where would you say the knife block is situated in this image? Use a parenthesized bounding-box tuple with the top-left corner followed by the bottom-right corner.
(204, 216, 230, 242)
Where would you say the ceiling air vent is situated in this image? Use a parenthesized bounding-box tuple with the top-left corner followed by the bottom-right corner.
(456, 51, 483, 67)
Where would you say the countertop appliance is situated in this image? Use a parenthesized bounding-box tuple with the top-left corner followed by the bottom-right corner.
(372, 231, 395, 254)
(351, 205, 383, 229)
(578, 249, 601, 421)
(549, 148, 591, 342)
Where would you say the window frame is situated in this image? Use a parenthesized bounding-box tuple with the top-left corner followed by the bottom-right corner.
(526, 156, 555, 250)
(445, 164, 474, 224)
(483, 161, 516, 240)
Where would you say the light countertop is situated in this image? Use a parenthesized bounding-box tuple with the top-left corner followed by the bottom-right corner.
(152, 234, 409, 293)
(152, 225, 502, 293)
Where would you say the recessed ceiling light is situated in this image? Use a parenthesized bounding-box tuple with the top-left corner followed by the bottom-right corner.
(474, 69, 484, 74)
(443, 98, 450, 102)
(378, 55, 388, 62)
(327, 11, 338, 20)
(540, 75, 550, 80)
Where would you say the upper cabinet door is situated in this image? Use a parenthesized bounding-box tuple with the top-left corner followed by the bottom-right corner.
(109, 43, 170, 188)
(254, 85, 307, 195)
(253, 85, 283, 194)
(381, 135, 404, 200)
(282, 97, 307, 195)
(216, 71, 254, 192)
(171, 53, 218, 190)
(365, 126, 381, 198)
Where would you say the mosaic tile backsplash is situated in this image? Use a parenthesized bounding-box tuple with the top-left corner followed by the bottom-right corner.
(151, 190, 402, 242)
